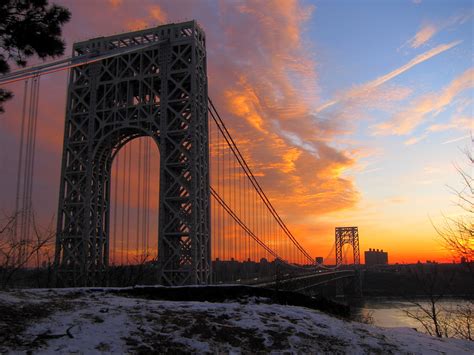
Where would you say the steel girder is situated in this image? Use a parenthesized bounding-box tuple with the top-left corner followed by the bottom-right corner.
(54, 21, 211, 287)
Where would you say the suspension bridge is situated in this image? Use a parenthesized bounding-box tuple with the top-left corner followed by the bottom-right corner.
(0, 20, 360, 294)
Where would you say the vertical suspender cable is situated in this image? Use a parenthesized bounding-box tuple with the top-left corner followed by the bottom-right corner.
(21, 78, 33, 245)
(120, 145, 127, 264)
(233, 146, 236, 261)
(20, 79, 34, 250)
(223, 137, 226, 261)
(26, 77, 40, 245)
(14, 79, 29, 243)
(126, 143, 132, 264)
(137, 139, 142, 260)
(145, 139, 149, 256)
(113, 154, 120, 264)
(216, 126, 220, 263)
(19, 76, 40, 264)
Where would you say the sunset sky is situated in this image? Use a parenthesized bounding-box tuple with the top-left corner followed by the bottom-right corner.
(0, 0, 472, 264)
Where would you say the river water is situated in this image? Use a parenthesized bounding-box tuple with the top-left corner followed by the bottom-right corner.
(353, 298, 472, 333)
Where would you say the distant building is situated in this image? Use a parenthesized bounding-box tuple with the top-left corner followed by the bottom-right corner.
(364, 248, 388, 266)
(315, 257, 324, 264)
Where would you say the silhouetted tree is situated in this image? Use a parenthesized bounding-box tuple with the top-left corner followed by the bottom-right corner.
(0, 0, 71, 113)
(406, 142, 474, 340)
(403, 264, 454, 338)
(404, 262, 474, 340)
(0, 210, 55, 288)
(434, 142, 473, 272)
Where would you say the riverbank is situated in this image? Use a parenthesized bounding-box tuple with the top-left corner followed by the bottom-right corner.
(352, 297, 473, 338)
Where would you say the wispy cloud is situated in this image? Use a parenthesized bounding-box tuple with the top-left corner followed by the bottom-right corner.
(354, 41, 461, 94)
(316, 41, 461, 113)
(408, 24, 437, 48)
(404, 13, 473, 49)
(428, 116, 471, 132)
(373, 67, 473, 136)
(404, 134, 428, 146)
(442, 135, 471, 145)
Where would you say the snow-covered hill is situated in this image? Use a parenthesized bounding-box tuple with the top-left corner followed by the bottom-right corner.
(0, 288, 472, 354)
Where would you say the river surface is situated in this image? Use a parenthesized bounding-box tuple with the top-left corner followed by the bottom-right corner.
(353, 298, 472, 332)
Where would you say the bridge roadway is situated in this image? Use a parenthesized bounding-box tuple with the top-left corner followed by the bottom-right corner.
(233, 269, 355, 292)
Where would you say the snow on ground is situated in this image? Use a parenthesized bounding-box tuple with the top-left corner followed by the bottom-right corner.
(0, 288, 473, 354)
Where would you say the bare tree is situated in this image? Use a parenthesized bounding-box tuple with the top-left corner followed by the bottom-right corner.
(406, 144, 473, 340)
(0, 210, 55, 288)
(403, 264, 454, 338)
(448, 304, 474, 341)
(434, 142, 473, 267)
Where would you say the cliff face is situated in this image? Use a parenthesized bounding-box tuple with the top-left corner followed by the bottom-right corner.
(1, 288, 473, 354)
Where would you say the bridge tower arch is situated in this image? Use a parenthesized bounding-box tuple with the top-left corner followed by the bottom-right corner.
(54, 21, 211, 287)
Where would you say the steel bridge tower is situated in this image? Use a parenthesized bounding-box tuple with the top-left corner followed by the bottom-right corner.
(335, 226, 362, 296)
(335, 227, 360, 266)
(54, 21, 211, 287)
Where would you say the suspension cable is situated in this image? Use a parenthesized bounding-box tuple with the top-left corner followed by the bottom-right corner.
(208, 99, 314, 264)
(0, 41, 164, 86)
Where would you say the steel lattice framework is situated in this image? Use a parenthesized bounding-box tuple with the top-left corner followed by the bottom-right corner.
(54, 21, 211, 286)
(335, 226, 362, 296)
(335, 227, 360, 266)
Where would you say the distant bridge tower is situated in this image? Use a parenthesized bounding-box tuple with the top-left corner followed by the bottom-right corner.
(54, 21, 211, 287)
(335, 226, 360, 266)
(335, 226, 362, 296)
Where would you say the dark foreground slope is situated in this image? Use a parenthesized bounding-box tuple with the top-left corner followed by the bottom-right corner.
(0, 287, 472, 354)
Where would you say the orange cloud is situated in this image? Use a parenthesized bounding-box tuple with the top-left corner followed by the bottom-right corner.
(149, 5, 167, 23)
(126, 19, 148, 31)
(408, 24, 437, 48)
(404, 13, 473, 49)
(404, 134, 428, 146)
(281, 148, 301, 173)
(190, 0, 360, 229)
(225, 83, 268, 134)
(108, 0, 122, 8)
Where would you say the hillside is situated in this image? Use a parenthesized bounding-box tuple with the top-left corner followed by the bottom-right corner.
(1, 287, 472, 354)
